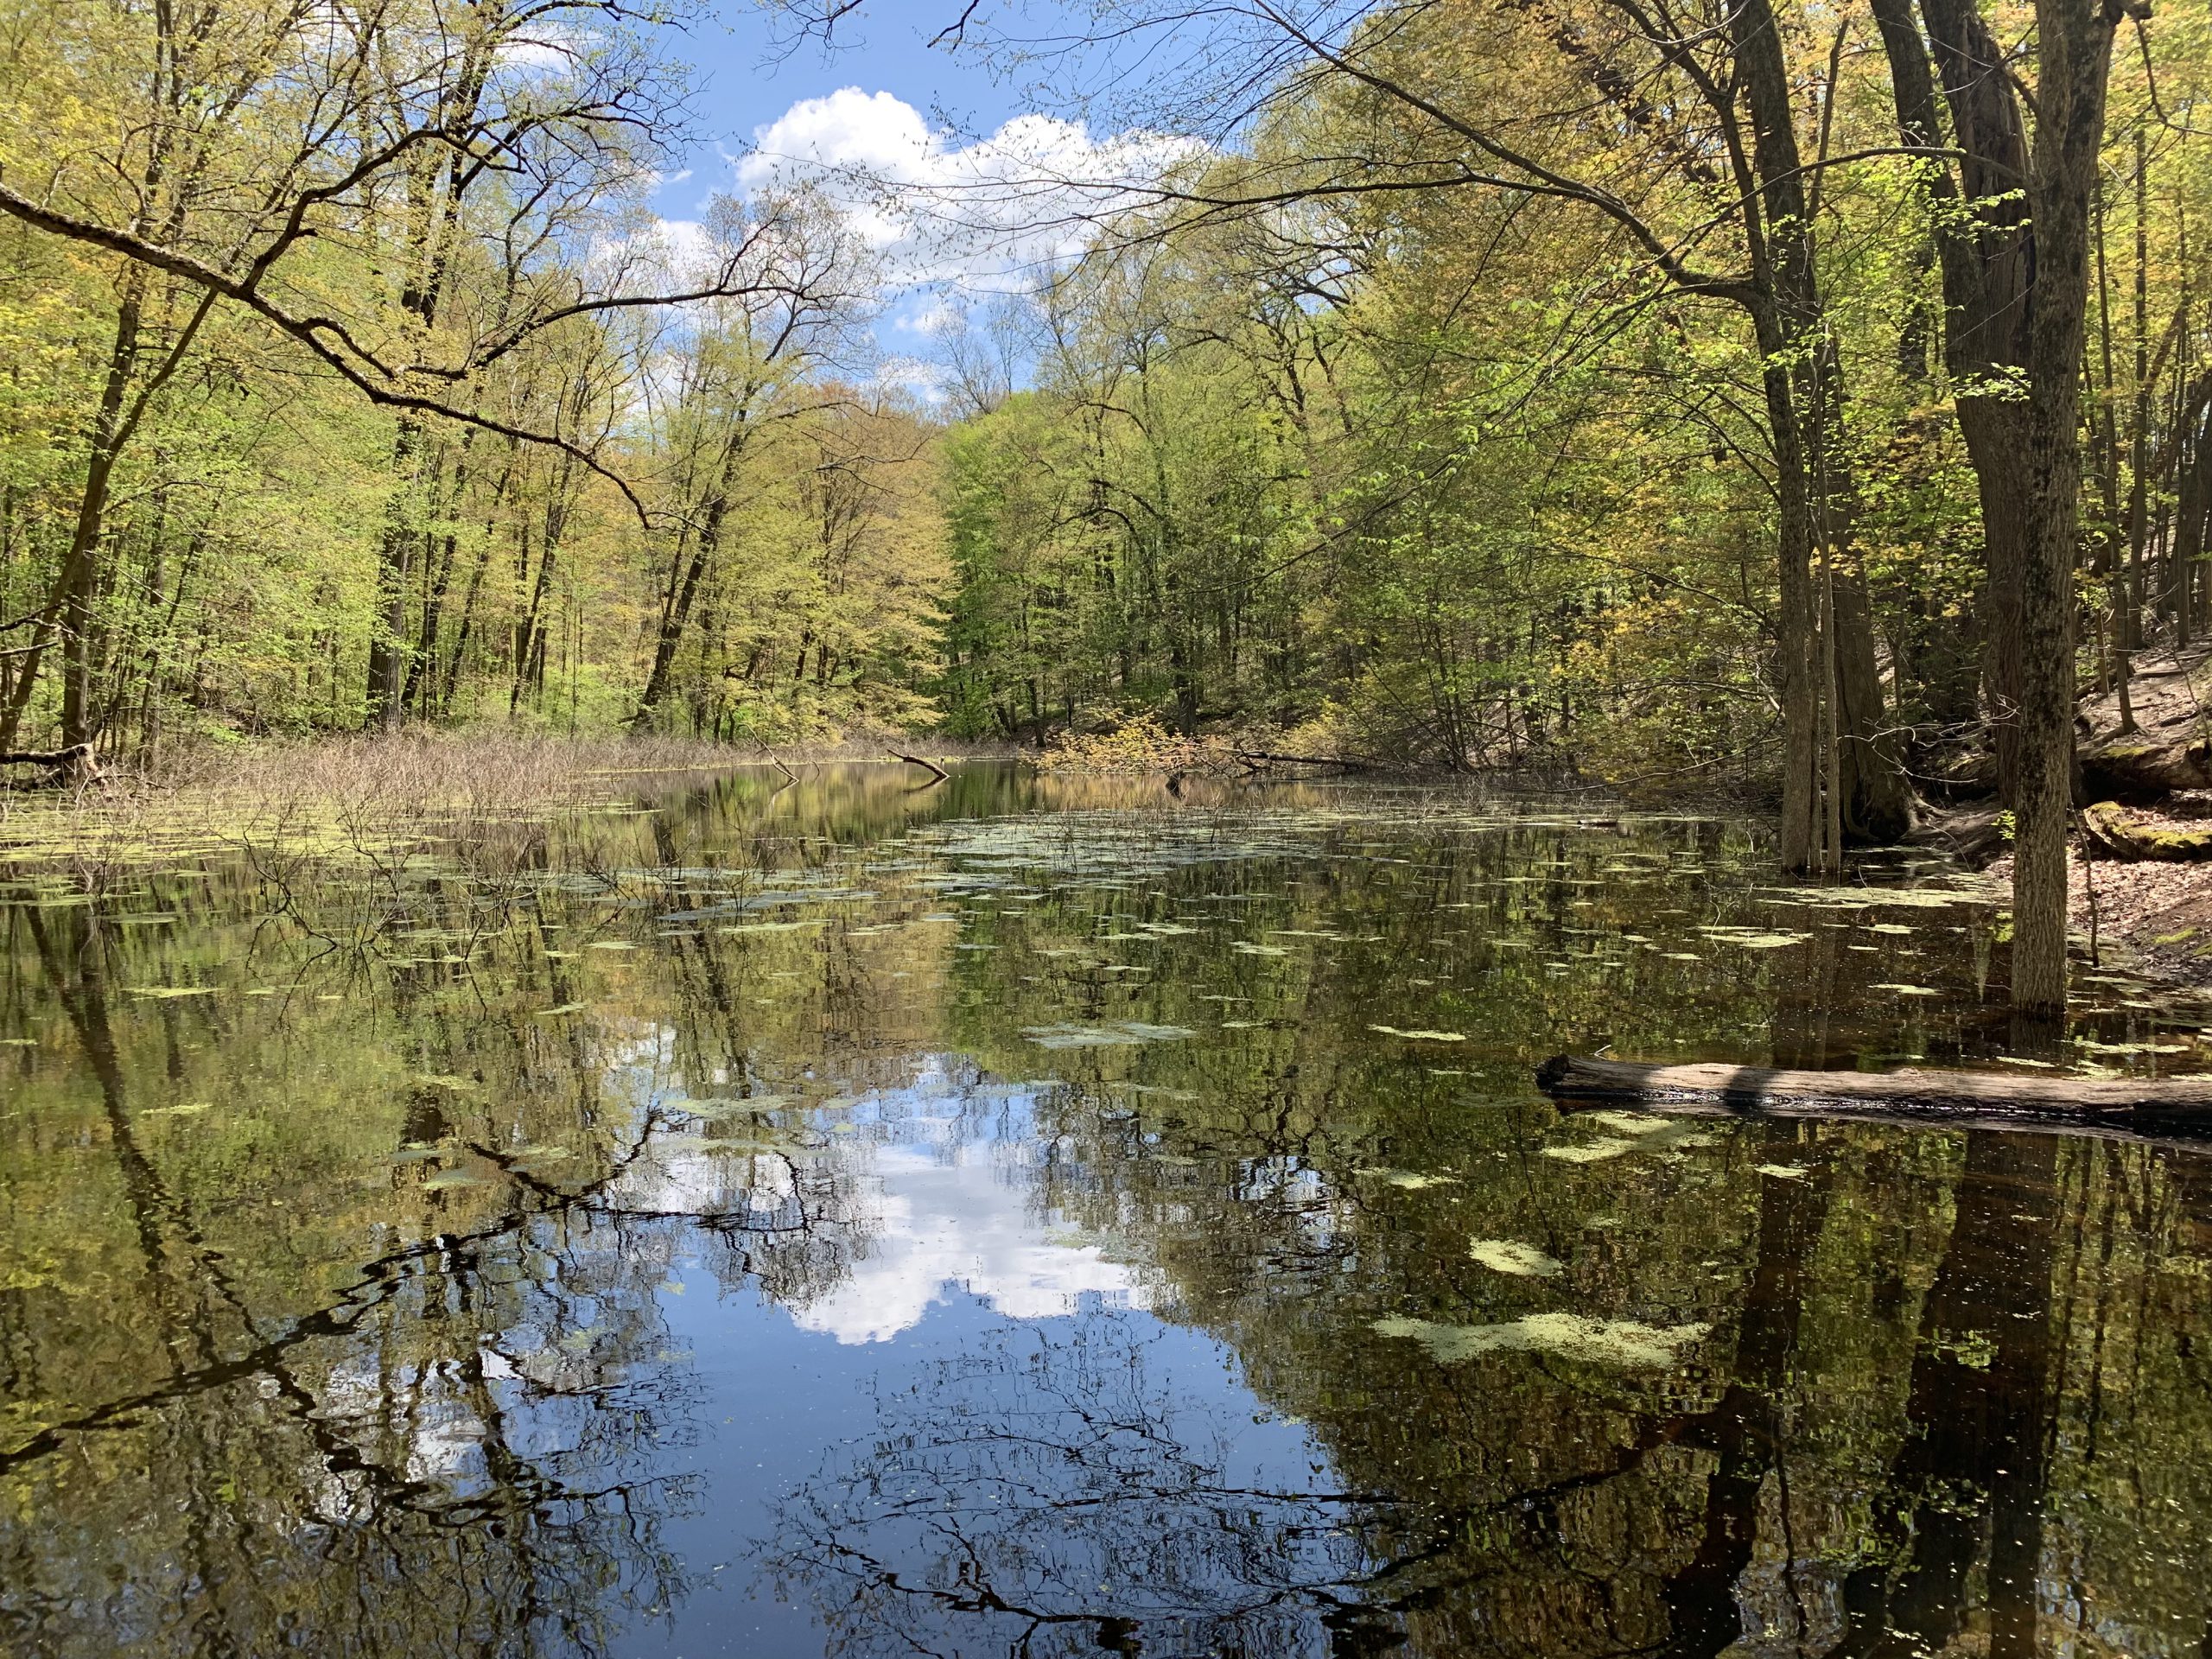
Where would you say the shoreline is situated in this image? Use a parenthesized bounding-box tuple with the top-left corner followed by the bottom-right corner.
(14, 734, 2212, 1005)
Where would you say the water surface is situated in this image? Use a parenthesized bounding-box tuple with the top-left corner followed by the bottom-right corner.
(3, 766, 2209, 1657)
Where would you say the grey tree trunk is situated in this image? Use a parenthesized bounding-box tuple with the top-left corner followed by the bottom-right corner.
(2012, 0, 2125, 1020)
(1873, 0, 2127, 1020)
(1871, 0, 2037, 803)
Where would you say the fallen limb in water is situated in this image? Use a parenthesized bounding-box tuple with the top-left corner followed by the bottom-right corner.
(1232, 749, 1371, 771)
(1535, 1053, 2212, 1141)
(887, 748, 950, 783)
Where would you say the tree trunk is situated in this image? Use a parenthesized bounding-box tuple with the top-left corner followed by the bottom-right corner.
(365, 416, 423, 731)
(1961, 407, 2037, 799)
(636, 438, 742, 724)
(2013, 0, 2126, 1021)
(1729, 0, 1827, 871)
(0, 270, 147, 753)
(1872, 0, 2037, 801)
(1729, 0, 1919, 861)
(1834, 559, 1915, 840)
(1875, 0, 2122, 1021)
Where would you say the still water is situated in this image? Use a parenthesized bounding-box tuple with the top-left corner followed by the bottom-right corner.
(2, 765, 2208, 1657)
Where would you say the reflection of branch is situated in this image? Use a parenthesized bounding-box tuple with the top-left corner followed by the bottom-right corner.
(0, 1109, 830, 1467)
(0, 1213, 497, 1469)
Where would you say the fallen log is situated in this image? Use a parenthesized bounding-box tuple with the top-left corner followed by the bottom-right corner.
(887, 748, 950, 784)
(1233, 749, 1370, 770)
(2079, 730, 2212, 799)
(2076, 648, 2212, 798)
(0, 742, 99, 784)
(1535, 1053, 2212, 1143)
(2079, 799, 2212, 861)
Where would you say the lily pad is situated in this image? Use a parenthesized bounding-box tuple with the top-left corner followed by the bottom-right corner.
(1361, 1168, 1458, 1190)
(1468, 1239, 1563, 1277)
(1542, 1140, 1639, 1164)
(1697, 928, 1808, 950)
(1021, 1021, 1196, 1049)
(1374, 1313, 1709, 1368)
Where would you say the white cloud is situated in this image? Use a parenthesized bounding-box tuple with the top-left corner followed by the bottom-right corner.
(605, 1058, 1154, 1344)
(734, 86, 1198, 295)
(872, 354, 953, 404)
(790, 1136, 1154, 1344)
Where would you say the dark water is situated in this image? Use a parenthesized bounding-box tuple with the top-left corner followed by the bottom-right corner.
(3, 765, 2209, 1658)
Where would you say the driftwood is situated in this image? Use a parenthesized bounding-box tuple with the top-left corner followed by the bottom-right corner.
(887, 748, 950, 784)
(1535, 1053, 2212, 1143)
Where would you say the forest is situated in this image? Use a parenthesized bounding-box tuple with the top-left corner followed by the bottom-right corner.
(0, 0, 2206, 1017)
(13, 3, 2212, 1649)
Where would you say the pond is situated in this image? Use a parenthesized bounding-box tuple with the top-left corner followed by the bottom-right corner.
(2, 764, 2208, 1657)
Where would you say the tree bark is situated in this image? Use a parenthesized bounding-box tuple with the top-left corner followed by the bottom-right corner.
(365, 416, 423, 731)
(2013, 0, 2128, 1019)
(1731, 0, 1830, 872)
(1871, 0, 2037, 800)
(1729, 0, 1916, 860)
(1875, 0, 2129, 1020)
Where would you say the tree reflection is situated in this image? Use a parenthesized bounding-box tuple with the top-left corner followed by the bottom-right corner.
(6, 778, 2212, 1657)
(0, 895, 888, 1656)
(761, 1314, 1389, 1658)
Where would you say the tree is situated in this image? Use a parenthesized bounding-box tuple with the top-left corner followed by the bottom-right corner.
(1872, 0, 2147, 1020)
(0, 0, 829, 743)
(629, 195, 875, 728)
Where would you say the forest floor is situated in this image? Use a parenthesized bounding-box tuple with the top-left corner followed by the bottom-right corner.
(1980, 837, 2212, 988)
(2066, 855, 2212, 985)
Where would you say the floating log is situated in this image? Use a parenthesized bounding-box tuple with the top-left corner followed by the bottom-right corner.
(887, 748, 950, 784)
(1535, 1053, 2212, 1142)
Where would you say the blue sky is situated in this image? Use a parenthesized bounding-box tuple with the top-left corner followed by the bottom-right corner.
(632, 3, 1189, 391)
(671, 2, 1031, 152)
